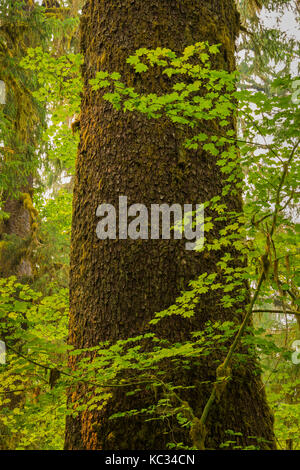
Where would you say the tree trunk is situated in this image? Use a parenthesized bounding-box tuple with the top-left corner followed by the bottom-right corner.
(0, 189, 34, 279)
(65, 0, 276, 450)
(0, 1, 41, 449)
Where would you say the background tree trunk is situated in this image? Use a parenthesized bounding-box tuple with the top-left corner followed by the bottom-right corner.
(0, 1, 42, 449)
(0, 188, 34, 279)
(65, 0, 276, 450)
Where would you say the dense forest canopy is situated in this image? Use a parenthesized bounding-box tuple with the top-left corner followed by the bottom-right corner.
(0, 0, 299, 452)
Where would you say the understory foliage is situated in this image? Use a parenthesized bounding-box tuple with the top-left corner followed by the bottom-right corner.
(0, 0, 299, 450)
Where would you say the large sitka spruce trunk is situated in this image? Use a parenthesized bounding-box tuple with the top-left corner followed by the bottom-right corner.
(65, 0, 276, 450)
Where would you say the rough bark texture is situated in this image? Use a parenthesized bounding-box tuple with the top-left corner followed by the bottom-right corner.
(65, 0, 276, 450)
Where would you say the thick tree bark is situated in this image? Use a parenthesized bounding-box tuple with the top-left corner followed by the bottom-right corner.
(65, 0, 276, 450)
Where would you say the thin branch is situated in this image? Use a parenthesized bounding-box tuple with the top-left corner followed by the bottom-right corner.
(253, 309, 300, 317)
(4, 343, 155, 390)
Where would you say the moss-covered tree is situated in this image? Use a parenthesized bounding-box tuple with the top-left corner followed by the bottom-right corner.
(0, 0, 46, 449)
(0, 0, 45, 279)
(65, 0, 276, 450)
